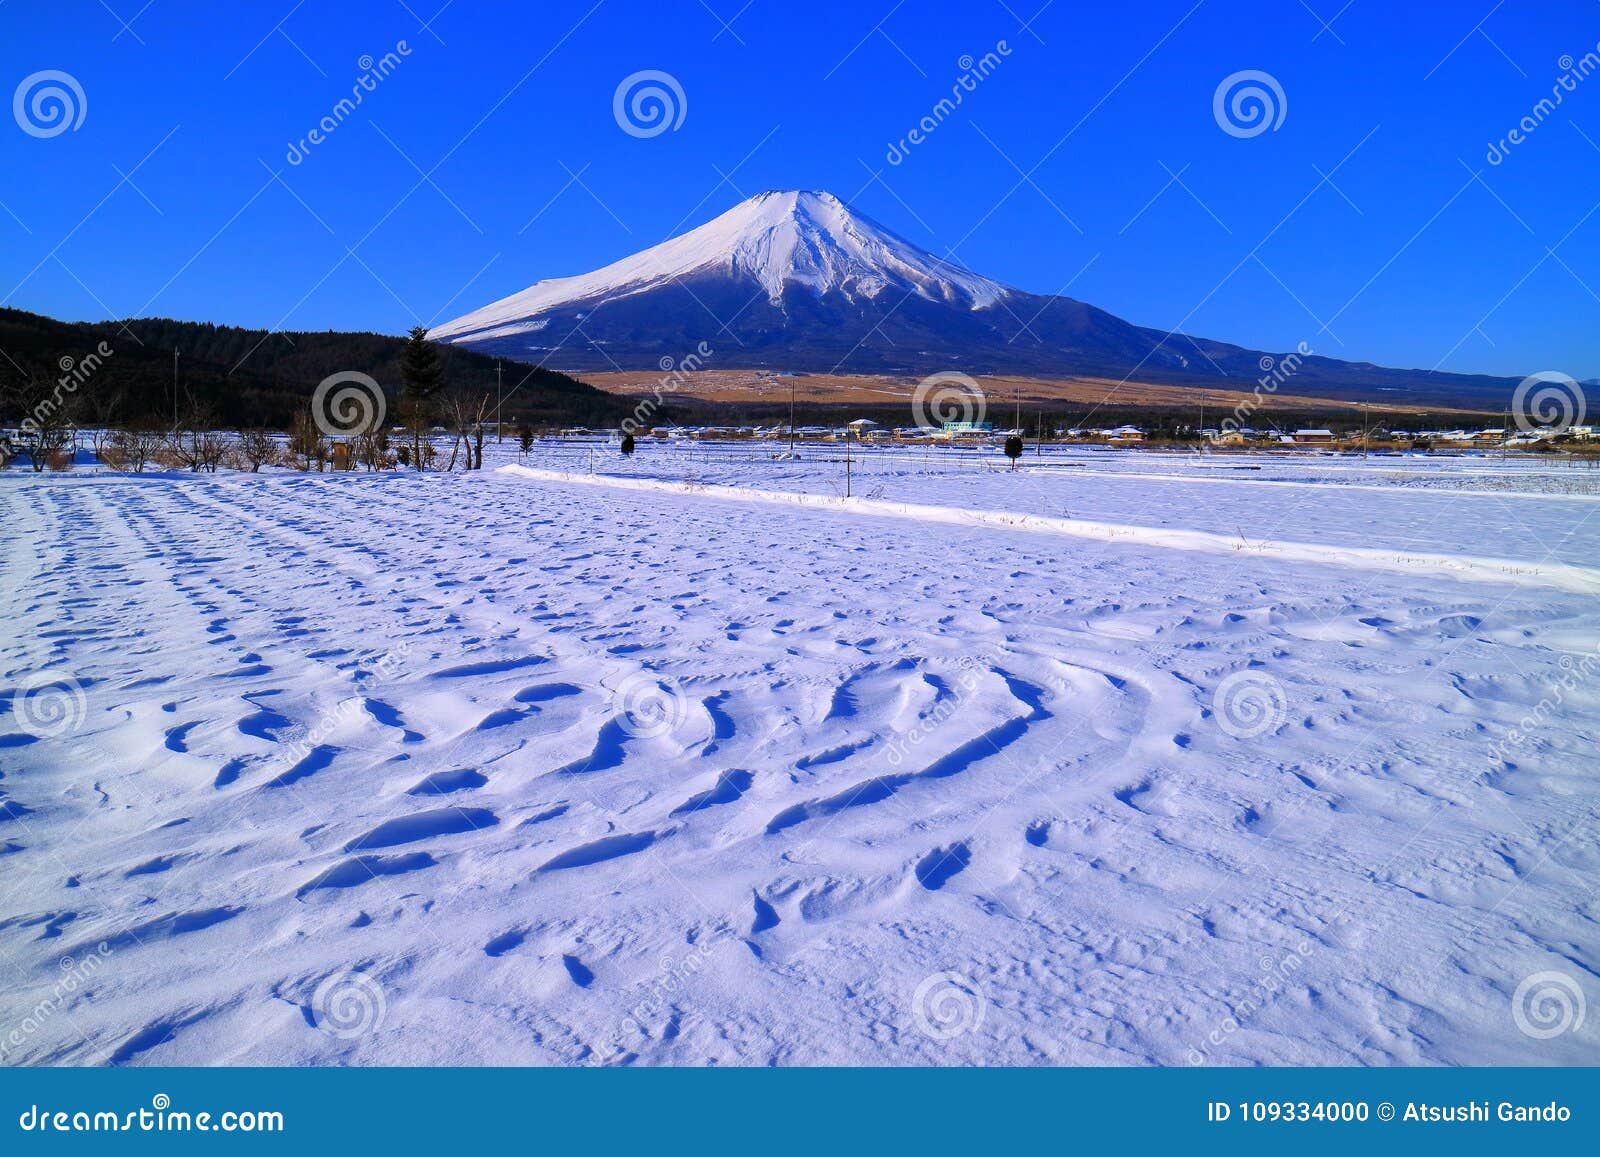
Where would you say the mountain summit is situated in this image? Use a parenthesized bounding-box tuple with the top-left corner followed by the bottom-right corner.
(429, 191, 1008, 348)
(430, 191, 1515, 407)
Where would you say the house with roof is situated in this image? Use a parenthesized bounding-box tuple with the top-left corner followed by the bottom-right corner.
(1291, 428, 1336, 444)
(934, 420, 995, 443)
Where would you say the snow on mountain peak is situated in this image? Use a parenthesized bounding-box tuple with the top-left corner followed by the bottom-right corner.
(429, 190, 1011, 344)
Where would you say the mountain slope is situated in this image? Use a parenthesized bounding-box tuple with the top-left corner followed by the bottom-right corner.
(429, 191, 1008, 348)
(431, 191, 1520, 409)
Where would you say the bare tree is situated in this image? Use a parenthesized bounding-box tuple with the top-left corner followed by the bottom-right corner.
(108, 422, 165, 472)
(288, 410, 330, 471)
(167, 404, 228, 472)
(442, 390, 492, 470)
(195, 428, 228, 472)
(351, 427, 392, 471)
(471, 404, 488, 470)
(3, 378, 79, 471)
(400, 403, 430, 473)
(87, 389, 123, 464)
(236, 429, 278, 472)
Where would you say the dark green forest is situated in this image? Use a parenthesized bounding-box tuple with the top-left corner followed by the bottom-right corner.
(0, 308, 648, 429)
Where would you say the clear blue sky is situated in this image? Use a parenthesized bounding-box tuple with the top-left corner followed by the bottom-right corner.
(4, 0, 1597, 378)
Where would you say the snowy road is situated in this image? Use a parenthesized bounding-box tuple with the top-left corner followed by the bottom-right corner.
(1, 459, 1596, 1065)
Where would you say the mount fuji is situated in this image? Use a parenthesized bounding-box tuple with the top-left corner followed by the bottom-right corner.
(430, 191, 1514, 407)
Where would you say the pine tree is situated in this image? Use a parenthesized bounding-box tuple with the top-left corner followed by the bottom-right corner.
(399, 326, 443, 472)
(399, 326, 443, 399)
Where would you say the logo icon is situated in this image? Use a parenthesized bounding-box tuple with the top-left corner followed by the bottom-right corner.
(613, 70, 687, 138)
(1512, 971, 1586, 1040)
(14, 70, 86, 138)
(911, 971, 988, 1041)
(311, 371, 386, 438)
(1213, 70, 1286, 139)
(1212, 670, 1287, 738)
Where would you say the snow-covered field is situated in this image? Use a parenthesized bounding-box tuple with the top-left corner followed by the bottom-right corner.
(2, 444, 1597, 1066)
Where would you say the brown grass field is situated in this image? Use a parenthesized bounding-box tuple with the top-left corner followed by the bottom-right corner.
(578, 370, 1492, 416)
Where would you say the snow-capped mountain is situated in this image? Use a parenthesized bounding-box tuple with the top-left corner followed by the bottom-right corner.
(430, 190, 1516, 407)
(431, 191, 1006, 347)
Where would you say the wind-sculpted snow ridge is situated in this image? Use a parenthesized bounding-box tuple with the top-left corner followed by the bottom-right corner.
(0, 456, 1595, 1067)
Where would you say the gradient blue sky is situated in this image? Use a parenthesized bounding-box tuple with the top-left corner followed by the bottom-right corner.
(3, 0, 1598, 378)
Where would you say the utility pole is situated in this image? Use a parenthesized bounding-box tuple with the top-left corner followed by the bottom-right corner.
(844, 425, 857, 499)
(788, 378, 795, 456)
(496, 360, 504, 443)
(172, 349, 179, 429)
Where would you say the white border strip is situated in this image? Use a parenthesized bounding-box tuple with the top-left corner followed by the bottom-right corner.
(496, 464, 1600, 595)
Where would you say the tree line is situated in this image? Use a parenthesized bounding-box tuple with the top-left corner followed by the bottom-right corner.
(0, 306, 649, 434)
(1, 325, 578, 474)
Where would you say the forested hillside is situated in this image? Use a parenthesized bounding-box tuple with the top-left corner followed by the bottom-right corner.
(0, 308, 638, 428)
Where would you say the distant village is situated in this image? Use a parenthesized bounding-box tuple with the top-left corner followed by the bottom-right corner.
(7, 415, 1594, 475)
(558, 418, 1599, 451)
